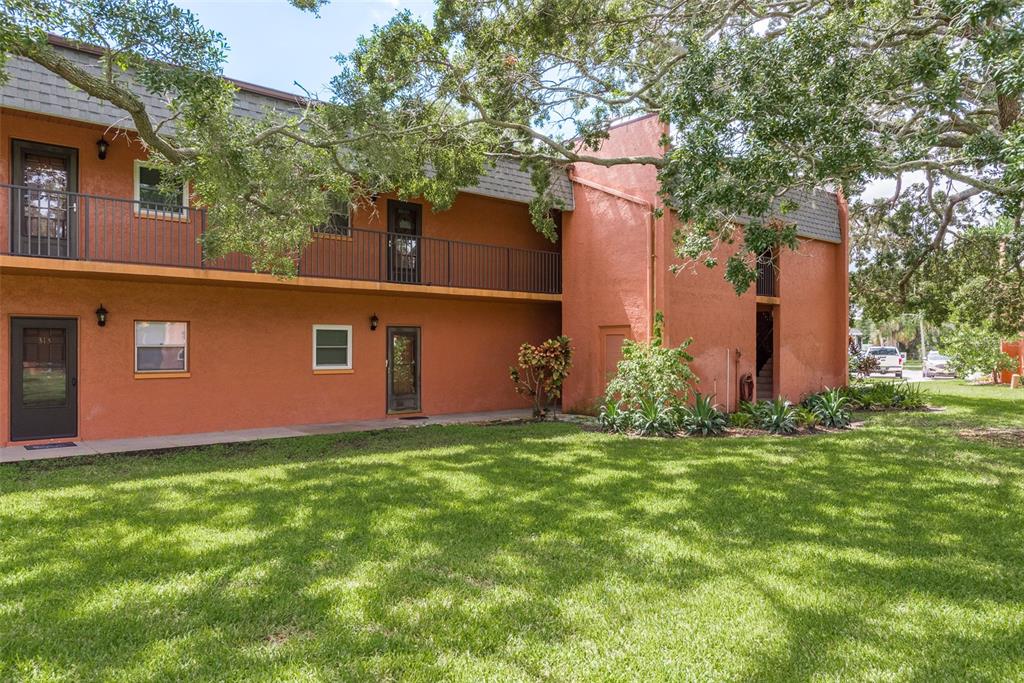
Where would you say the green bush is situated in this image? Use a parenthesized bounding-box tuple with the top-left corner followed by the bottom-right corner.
(805, 387, 852, 427)
(942, 324, 1018, 382)
(758, 397, 798, 434)
(598, 397, 628, 433)
(794, 406, 821, 430)
(631, 396, 679, 436)
(842, 381, 929, 411)
(728, 411, 754, 428)
(679, 393, 728, 436)
(600, 314, 695, 436)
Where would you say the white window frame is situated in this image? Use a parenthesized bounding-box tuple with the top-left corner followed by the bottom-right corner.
(312, 324, 353, 370)
(133, 160, 189, 217)
(134, 321, 189, 373)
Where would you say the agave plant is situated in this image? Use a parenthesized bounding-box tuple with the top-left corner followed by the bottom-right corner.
(759, 397, 798, 434)
(631, 395, 679, 436)
(728, 411, 755, 428)
(679, 393, 728, 436)
(806, 387, 852, 427)
(598, 397, 628, 433)
(794, 406, 822, 430)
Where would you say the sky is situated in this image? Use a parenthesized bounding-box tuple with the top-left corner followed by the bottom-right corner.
(176, 0, 434, 96)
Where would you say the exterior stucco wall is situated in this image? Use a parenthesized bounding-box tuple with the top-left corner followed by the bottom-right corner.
(562, 116, 849, 412)
(561, 184, 651, 413)
(776, 237, 849, 399)
(0, 273, 560, 444)
(572, 115, 665, 203)
(660, 228, 759, 412)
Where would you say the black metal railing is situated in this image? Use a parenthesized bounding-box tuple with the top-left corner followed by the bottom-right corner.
(0, 184, 561, 294)
(756, 250, 778, 298)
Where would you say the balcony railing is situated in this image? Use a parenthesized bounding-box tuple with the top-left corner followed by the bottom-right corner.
(0, 183, 561, 295)
(756, 250, 778, 298)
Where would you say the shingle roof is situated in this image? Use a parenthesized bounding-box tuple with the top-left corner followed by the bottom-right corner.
(737, 187, 842, 243)
(0, 45, 575, 209)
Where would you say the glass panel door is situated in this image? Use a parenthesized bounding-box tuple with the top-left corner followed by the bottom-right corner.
(387, 200, 421, 284)
(10, 318, 78, 440)
(387, 326, 421, 413)
(11, 141, 78, 258)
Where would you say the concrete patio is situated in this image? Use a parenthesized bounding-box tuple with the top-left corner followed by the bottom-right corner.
(0, 409, 535, 463)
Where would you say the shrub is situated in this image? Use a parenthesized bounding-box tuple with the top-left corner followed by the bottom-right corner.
(601, 314, 695, 435)
(849, 352, 880, 379)
(805, 387, 852, 427)
(679, 393, 728, 436)
(893, 382, 929, 410)
(794, 407, 821, 430)
(598, 397, 628, 433)
(509, 336, 572, 418)
(631, 395, 679, 436)
(759, 397, 798, 434)
(942, 324, 1018, 382)
(843, 380, 929, 411)
(728, 411, 754, 428)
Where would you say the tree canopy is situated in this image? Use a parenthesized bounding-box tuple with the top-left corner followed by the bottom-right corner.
(2, 0, 1022, 319)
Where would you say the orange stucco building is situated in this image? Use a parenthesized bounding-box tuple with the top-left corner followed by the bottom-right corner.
(0, 42, 848, 446)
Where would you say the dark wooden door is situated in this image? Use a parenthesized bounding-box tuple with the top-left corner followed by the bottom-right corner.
(387, 326, 421, 413)
(387, 200, 422, 284)
(11, 318, 78, 441)
(11, 140, 79, 258)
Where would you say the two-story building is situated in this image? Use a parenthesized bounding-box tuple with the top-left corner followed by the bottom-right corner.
(0, 39, 847, 446)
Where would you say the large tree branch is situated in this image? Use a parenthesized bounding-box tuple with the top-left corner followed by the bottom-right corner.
(10, 39, 195, 162)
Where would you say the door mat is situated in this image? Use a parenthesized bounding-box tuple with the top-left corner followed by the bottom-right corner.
(399, 416, 429, 421)
(25, 442, 77, 451)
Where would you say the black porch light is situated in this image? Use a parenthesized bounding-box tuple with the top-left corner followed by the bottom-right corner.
(96, 137, 109, 160)
(95, 304, 108, 327)
(369, 313, 379, 331)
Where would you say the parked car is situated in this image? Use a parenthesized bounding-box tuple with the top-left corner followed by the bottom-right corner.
(923, 351, 955, 378)
(867, 346, 904, 378)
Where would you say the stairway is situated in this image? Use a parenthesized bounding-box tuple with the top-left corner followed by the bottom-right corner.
(757, 357, 774, 400)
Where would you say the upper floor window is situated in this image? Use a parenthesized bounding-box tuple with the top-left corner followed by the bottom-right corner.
(314, 197, 351, 238)
(134, 161, 188, 215)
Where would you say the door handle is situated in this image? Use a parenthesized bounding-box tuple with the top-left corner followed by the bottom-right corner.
(71, 377, 77, 387)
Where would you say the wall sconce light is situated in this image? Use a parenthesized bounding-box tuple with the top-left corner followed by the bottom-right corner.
(96, 137, 109, 160)
(369, 313, 379, 331)
(95, 304, 108, 327)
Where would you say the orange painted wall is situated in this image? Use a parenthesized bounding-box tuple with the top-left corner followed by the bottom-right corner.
(572, 114, 665, 203)
(1000, 337, 1023, 383)
(562, 116, 849, 412)
(0, 272, 559, 443)
(659, 224, 759, 412)
(561, 183, 652, 412)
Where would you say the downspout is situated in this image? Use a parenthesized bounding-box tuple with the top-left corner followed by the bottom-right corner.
(648, 209, 656, 340)
(567, 172, 658, 340)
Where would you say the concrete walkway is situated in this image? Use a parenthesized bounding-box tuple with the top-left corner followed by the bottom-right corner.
(0, 409, 534, 464)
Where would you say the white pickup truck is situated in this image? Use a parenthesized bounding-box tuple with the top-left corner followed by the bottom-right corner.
(867, 346, 904, 378)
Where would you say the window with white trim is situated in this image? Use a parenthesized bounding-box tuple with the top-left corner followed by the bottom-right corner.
(134, 161, 188, 215)
(313, 325, 352, 370)
(135, 321, 188, 372)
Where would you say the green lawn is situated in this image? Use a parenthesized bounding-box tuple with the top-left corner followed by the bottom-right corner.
(2, 383, 1023, 681)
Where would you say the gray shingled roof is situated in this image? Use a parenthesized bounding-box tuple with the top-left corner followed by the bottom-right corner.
(736, 187, 842, 243)
(0, 46, 575, 209)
